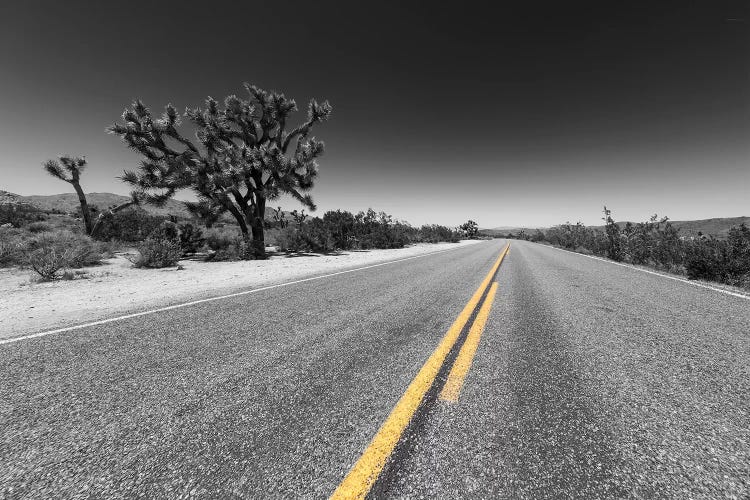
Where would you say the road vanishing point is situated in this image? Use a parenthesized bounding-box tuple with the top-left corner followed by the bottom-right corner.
(1, 240, 748, 498)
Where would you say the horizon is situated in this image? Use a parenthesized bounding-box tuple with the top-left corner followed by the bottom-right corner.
(1, 1, 747, 227)
(8, 190, 748, 231)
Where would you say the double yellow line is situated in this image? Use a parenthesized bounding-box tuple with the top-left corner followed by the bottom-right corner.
(330, 243, 510, 499)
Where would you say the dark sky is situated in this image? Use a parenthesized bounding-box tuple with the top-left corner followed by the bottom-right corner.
(0, 1, 747, 227)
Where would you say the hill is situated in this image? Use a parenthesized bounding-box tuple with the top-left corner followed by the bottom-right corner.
(662, 217, 750, 238)
(480, 226, 541, 237)
(5, 191, 298, 223)
(484, 217, 750, 239)
(0, 190, 28, 205)
(19, 192, 192, 218)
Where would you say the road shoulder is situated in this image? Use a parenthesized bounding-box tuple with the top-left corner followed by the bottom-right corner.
(0, 240, 484, 339)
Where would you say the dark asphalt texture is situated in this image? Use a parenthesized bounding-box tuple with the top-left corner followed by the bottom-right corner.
(1, 240, 748, 499)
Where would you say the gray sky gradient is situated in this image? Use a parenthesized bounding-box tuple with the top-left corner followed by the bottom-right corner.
(0, 1, 747, 227)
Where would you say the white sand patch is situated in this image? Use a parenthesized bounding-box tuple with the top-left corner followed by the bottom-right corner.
(0, 240, 483, 340)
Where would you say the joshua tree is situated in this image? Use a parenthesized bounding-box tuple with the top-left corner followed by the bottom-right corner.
(272, 206, 288, 228)
(459, 219, 479, 238)
(291, 209, 308, 227)
(43, 155, 93, 234)
(108, 82, 332, 259)
(88, 195, 141, 239)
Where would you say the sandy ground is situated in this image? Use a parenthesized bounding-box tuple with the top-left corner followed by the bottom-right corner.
(0, 240, 482, 339)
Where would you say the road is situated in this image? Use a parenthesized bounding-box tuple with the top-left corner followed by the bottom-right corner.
(1, 240, 748, 498)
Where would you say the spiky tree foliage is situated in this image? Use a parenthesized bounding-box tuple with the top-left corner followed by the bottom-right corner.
(459, 220, 479, 238)
(272, 206, 288, 228)
(43, 156, 93, 234)
(108, 83, 332, 259)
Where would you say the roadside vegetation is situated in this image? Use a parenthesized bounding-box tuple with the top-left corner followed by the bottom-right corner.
(0, 198, 472, 280)
(501, 207, 750, 290)
(2, 81, 478, 281)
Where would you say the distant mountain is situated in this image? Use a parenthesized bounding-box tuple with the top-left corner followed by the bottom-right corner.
(484, 217, 749, 239)
(0, 190, 27, 205)
(19, 192, 192, 218)
(5, 191, 298, 223)
(650, 217, 749, 238)
(481, 226, 541, 236)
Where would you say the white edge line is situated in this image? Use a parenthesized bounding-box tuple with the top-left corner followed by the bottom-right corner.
(1, 242, 490, 346)
(544, 243, 750, 301)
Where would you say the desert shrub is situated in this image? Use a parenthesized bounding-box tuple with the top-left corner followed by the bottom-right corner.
(128, 221, 183, 268)
(0, 240, 21, 266)
(726, 223, 750, 283)
(95, 239, 121, 259)
(26, 230, 103, 269)
(26, 221, 53, 233)
(26, 246, 72, 280)
(0, 204, 44, 227)
(204, 226, 246, 260)
(417, 224, 460, 243)
(302, 218, 335, 252)
(322, 210, 356, 250)
(22, 230, 102, 279)
(131, 237, 182, 268)
(534, 212, 750, 290)
(275, 226, 309, 253)
(0, 227, 30, 267)
(270, 207, 467, 252)
(178, 223, 205, 255)
(0, 240, 24, 267)
(94, 207, 164, 242)
(263, 227, 281, 247)
(685, 246, 722, 281)
(147, 220, 180, 241)
(354, 210, 411, 249)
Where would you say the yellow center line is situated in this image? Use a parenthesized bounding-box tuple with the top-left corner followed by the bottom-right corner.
(330, 243, 510, 500)
(439, 282, 499, 402)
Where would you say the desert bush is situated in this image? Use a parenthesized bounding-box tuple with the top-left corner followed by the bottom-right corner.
(95, 239, 121, 259)
(275, 226, 310, 253)
(26, 246, 72, 280)
(322, 210, 357, 249)
(147, 221, 179, 241)
(354, 209, 411, 249)
(0, 227, 31, 267)
(204, 226, 247, 260)
(94, 207, 164, 242)
(26, 230, 103, 268)
(26, 221, 53, 233)
(535, 211, 750, 290)
(22, 230, 101, 279)
(128, 221, 183, 268)
(274, 208, 466, 252)
(178, 223, 205, 255)
(302, 218, 336, 252)
(0, 240, 24, 267)
(0, 240, 21, 266)
(131, 237, 182, 268)
(416, 224, 460, 243)
(0, 204, 44, 227)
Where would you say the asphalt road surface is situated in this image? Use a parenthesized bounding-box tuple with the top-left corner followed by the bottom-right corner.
(1, 240, 748, 498)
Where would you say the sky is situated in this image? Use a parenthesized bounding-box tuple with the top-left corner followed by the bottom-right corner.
(0, 1, 747, 227)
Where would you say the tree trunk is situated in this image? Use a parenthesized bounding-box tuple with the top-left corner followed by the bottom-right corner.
(249, 223, 267, 259)
(244, 195, 267, 260)
(71, 181, 92, 235)
(90, 200, 135, 240)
